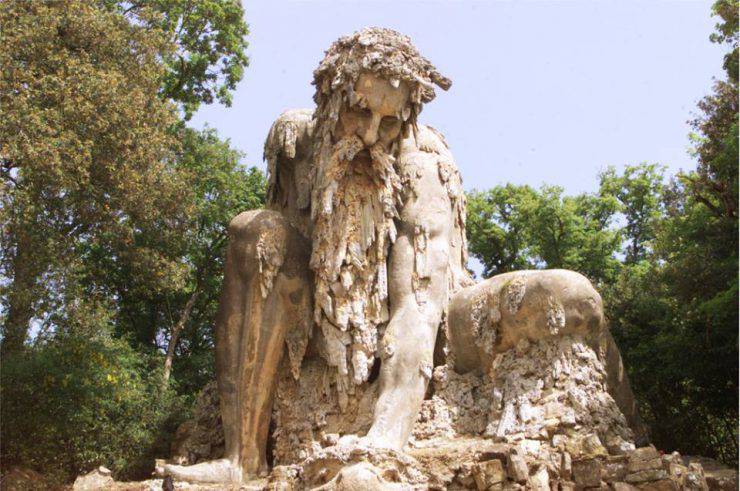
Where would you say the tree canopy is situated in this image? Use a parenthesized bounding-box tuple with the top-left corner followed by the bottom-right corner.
(1, 1, 260, 481)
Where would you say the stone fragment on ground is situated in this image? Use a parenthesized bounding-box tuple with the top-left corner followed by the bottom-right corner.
(73, 466, 114, 490)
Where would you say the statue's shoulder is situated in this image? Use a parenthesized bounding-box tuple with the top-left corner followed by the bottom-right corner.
(401, 123, 463, 189)
(264, 108, 315, 164)
(415, 124, 451, 156)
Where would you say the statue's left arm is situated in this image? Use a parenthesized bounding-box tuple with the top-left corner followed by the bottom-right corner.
(366, 126, 466, 449)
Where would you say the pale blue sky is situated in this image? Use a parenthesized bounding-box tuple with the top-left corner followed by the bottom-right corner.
(191, 0, 725, 195)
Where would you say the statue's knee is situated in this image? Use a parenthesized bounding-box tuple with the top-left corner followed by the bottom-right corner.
(226, 210, 310, 290)
(380, 338, 433, 382)
(228, 209, 286, 243)
(227, 210, 289, 275)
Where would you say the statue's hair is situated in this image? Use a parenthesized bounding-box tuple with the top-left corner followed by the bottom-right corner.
(312, 27, 451, 134)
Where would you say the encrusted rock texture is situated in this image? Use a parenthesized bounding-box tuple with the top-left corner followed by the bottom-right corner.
(167, 335, 736, 490)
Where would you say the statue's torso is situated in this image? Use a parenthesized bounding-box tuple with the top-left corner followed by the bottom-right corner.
(264, 110, 473, 464)
(264, 109, 470, 291)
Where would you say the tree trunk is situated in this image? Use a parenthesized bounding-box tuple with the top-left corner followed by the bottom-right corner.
(2, 235, 39, 355)
(162, 289, 199, 387)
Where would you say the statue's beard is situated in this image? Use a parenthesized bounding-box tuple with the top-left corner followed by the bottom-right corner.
(310, 135, 402, 402)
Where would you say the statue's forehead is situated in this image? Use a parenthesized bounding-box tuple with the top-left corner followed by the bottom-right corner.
(354, 72, 410, 114)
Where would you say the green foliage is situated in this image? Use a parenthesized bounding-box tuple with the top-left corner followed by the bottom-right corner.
(0, 0, 255, 480)
(0, 0, 188, 354)
(116, 127, 267, 393)
(109, 0, 250, 118)
(599, 163, 665, 264)
(710, 0, 739, 82)
(1, 312, 186, 482)
(466, 185, 538, 276)
(466, 183, 621, 285)
(166, 127, 266, 393)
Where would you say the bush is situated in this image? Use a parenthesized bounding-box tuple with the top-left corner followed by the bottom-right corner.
(1, 332, 187, 483)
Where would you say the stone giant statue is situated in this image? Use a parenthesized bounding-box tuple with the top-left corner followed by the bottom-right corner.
(163, 28, 645, 487)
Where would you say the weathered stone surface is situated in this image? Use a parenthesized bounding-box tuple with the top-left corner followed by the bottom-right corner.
(636, 479, 679, 490)
(602, 455, 629, 482)
(630, 446, 659, 462)
(684, 463, 709, 490)
(612, 483, 639, 491)
(507, 452, 529, 483)
(423, 332, 635, 461)
(316, 462, 406, 490)
(503, 483, 525, 491)
(627, 457, 662, 473)
(661, 451, 682, 469)
(473, 459, 505, 490)
(625, 468, 668, 483)
(572, 459, 602, 488)
(561, 452, 573, 480)
(683, 456, 736, 491)
(170, 381, 224, 465)
(528, 465, 550, 491)
(72, 466, 114, 490)
(558, 481, 576, 491)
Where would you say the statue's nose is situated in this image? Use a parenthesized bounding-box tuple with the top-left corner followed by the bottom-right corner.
(361, 113, 381, 147)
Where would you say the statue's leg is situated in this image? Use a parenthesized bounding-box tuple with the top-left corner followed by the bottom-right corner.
(165, 209, 311, 483)
(365, 234, 447, 450)
(365, 304, 439, 450)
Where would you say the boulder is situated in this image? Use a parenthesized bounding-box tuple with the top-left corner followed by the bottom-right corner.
(506, 453, 529, 483)
(528, 465, 550, 491)
(72, 466, 114, 490)
(572, 458, 602, 488)
(473, 459, 505, 490)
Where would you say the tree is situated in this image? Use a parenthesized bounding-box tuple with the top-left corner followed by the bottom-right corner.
(599, 163, 665, 264)
(159, 127, 266, 387)
(1, 0, 252, 356)
(525, 186, 621, 285)
(0, 0, 256, 481)
(466, 185, 537, 277)
(710, 0, 738, 83)
(110, 0, 250, 118)
(466, 184, 621, 285)
(0, 0, 188, 354)
(1, 310, 184, 482)
(600, 0, 738, 462)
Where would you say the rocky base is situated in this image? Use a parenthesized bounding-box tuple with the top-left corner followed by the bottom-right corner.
(57, 440, 736, 490)
(157, 335, 737, 490)
(51, 334, 736, 490)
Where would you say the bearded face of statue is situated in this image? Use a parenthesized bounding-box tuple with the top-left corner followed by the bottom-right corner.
(334, 72, 411, 152)
(310, 72, 415, 397)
